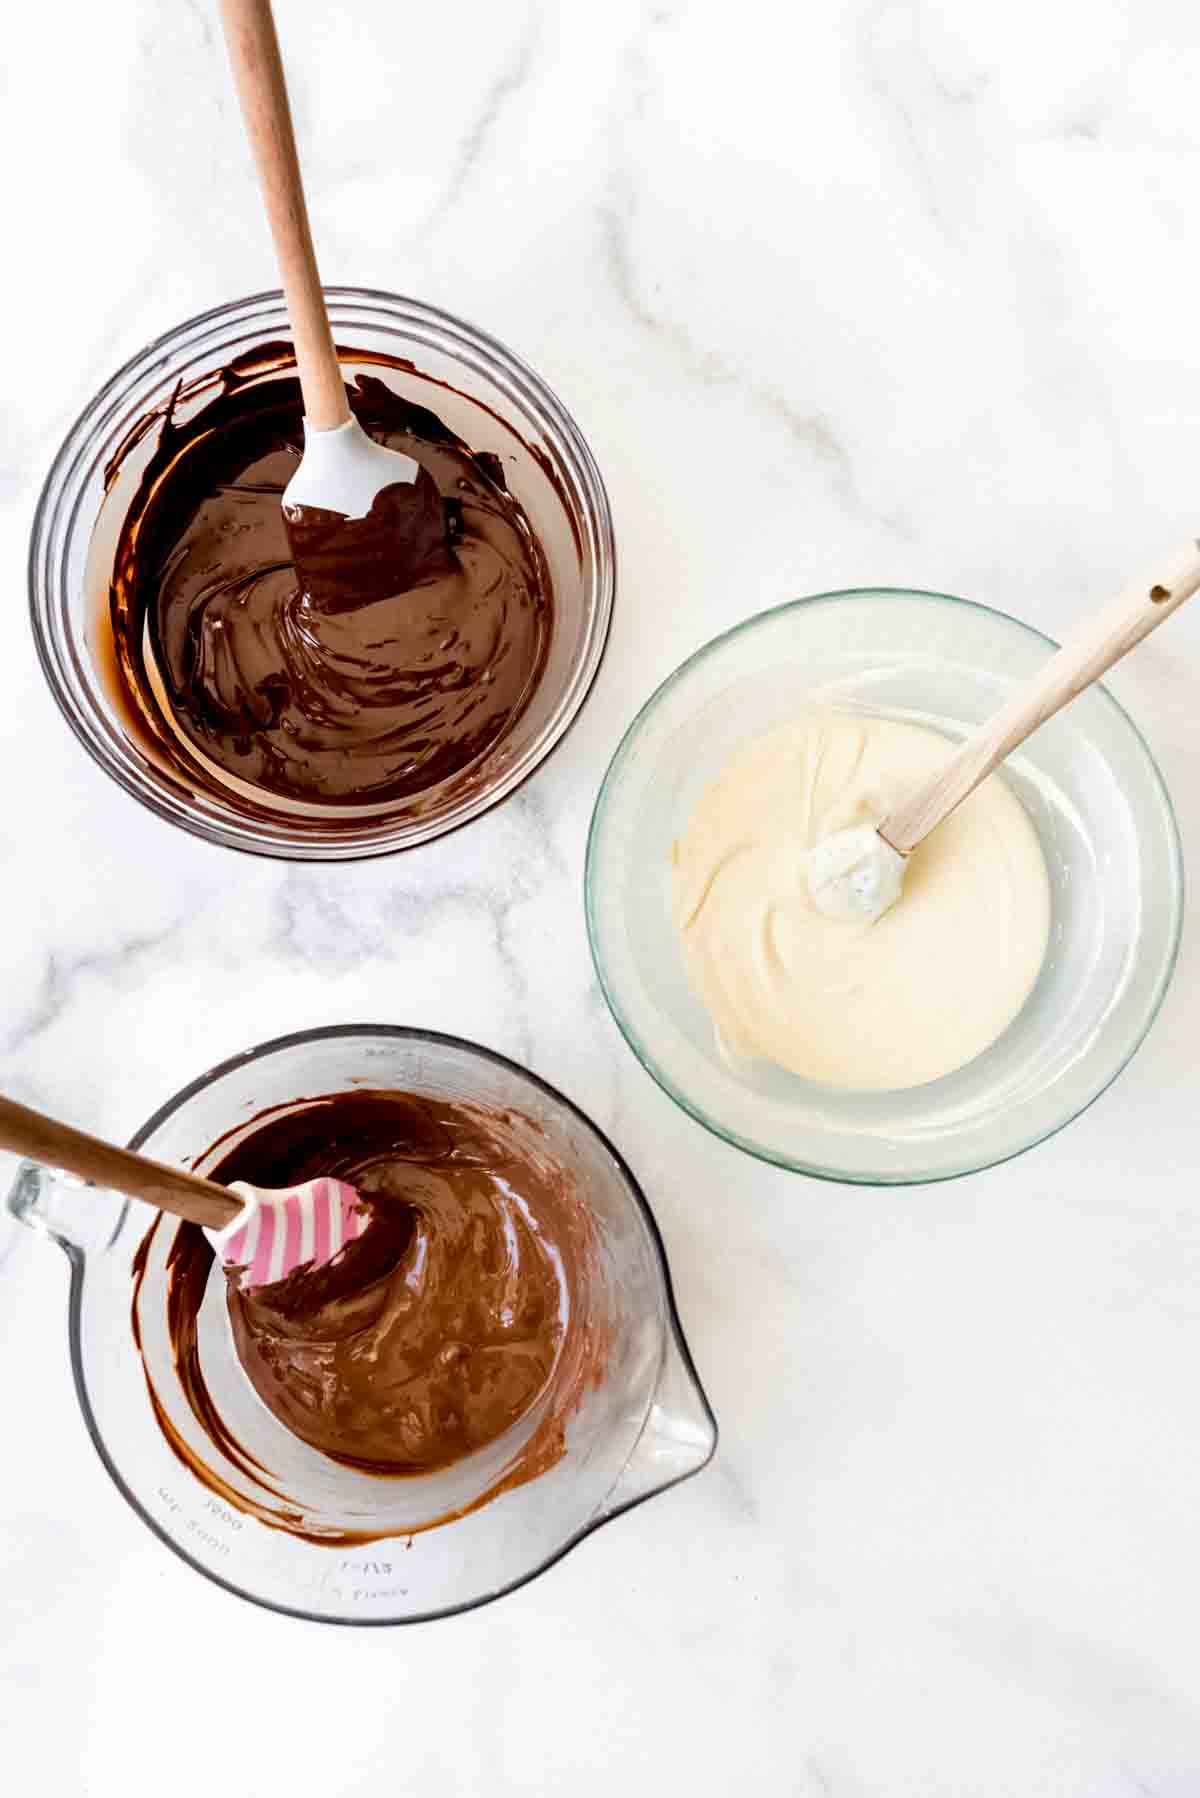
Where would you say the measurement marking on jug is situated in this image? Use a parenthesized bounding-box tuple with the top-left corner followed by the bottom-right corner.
(154, 1487, 231, 1556)
(305, 1563, 410, 1604)
(184, 1519, 231, 1557)
(202, 1496, 244, 1531)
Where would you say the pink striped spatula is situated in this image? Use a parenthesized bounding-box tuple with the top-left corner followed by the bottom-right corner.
(0, 1095, 369, 1291)
(206, 1176, 369, 1289)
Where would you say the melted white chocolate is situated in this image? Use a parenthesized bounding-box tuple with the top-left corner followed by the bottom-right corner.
(671, 713, 1051, 1091)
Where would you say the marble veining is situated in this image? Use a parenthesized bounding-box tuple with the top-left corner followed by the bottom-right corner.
(423, 11, 543, 233)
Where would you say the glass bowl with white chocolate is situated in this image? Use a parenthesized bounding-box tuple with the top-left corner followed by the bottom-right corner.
(586, 589, 1183, 1185)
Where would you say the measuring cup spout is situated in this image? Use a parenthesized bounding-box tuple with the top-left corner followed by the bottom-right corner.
(597, 1327, 717, 1523)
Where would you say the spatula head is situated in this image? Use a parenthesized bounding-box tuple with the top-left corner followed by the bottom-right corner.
(805, 825, 907, 924)
(282, 417, 454, 607)
(206, 1178, 370, 1292)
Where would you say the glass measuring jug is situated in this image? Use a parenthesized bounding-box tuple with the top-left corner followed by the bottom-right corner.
(6, 1026, 716, 1624)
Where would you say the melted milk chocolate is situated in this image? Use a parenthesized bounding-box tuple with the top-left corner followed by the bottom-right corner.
(99, 346, 553, 809)
(131, 1090, 603, 1539)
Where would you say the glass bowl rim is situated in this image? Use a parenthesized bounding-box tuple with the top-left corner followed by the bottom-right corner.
(28, 286, 617, 863)
(64, 1022, 717, 1626)
(585, 585, 1185, 1186)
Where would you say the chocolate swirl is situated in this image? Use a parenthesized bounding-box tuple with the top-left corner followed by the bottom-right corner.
(100, 347, 553, 809)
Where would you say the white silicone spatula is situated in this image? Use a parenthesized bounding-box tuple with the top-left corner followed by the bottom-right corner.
(807, 538, 1200, 923)
(0, 1095, 368, 1292)
(217, 0, 447, 601)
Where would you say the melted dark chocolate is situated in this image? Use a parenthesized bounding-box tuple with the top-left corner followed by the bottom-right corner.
(100, 347, 553, 808)
(283, 464, 454, 610)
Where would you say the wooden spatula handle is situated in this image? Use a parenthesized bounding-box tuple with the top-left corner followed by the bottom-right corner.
(0, 1096, 241, 1231)
(880, 538, 1200, 856)
(218, 0, 350, 432)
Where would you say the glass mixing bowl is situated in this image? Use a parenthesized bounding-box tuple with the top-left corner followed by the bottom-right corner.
(586, 590, 1184, 1185)
(6, 1026, 715, 1625)
(30, 289, 615, 859)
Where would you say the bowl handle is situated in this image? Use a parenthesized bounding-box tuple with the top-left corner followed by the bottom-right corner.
(596, 1327, 717, 1522)
(5, 1159, 128, 1262)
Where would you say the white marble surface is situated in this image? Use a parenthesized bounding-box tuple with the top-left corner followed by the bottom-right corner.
(4, 1, 1200, 1791)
